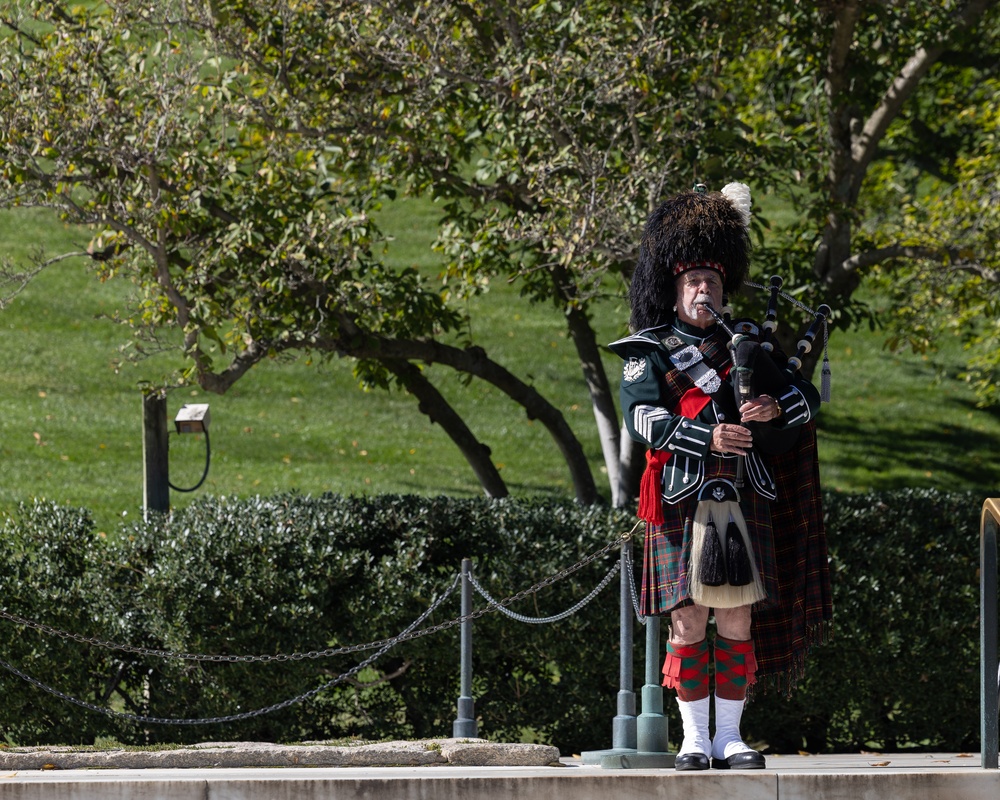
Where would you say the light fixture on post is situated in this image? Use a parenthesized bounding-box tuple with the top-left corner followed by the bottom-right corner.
(174, 403, 211, 434)
(170, 403, 212, 492)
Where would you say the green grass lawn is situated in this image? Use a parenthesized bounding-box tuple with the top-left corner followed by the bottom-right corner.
(817, 318, 1000, 493)
(1, 204, 998, 534)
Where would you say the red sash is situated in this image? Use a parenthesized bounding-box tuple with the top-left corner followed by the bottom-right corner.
(637, 387, 715, 525)
(635, 329, 732, 525)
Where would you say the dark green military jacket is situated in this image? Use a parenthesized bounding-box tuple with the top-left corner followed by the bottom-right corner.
(610, 320, 820, 504)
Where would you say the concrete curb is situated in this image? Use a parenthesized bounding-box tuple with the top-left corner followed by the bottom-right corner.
(0, 738, 562, 770)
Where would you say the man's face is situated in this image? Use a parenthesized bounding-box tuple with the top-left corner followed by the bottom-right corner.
(674, 268, 724, 329)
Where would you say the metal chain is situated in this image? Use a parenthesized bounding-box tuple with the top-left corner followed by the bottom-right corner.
(3, 574, 473, 665)
(0, 606, 388, 664)
(0, 531, 629, 724)
(622, 540, 647, 625)
(0, 574, 460, 726)
(467, 560, 619, 624)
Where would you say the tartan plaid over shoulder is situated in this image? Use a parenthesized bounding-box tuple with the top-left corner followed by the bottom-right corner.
(658, 330, 732, 404)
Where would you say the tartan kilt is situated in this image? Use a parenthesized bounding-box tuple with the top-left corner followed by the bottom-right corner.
(640, 459, 778, 617)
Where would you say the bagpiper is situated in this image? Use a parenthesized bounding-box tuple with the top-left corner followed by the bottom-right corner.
(610, 183, 833, 771)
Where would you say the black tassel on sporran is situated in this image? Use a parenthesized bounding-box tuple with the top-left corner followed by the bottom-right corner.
(725, 521, 753, 586)
(699, 520, 726, 586)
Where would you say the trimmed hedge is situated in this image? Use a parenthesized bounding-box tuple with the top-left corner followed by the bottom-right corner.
(745, 488, 983, 753)
(0, 489, 988, 754)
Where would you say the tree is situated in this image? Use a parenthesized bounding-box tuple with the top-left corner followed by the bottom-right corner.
(5, 0, 996, 514)
(728, 0, 1000, 395)
(0, 0, 758, 505)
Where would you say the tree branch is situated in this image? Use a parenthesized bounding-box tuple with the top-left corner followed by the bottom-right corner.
(194, 338, 276, 394)
(842, 243, 1000, 283)
(850, 0, 994, 202)
(317, 320, 599, 504)
(0, 251, 87, 309)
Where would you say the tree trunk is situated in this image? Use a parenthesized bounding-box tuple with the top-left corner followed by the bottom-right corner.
(335, 328, 600, 504)
(616, 427, 643, 510)
(813, 0, 862, 302)
(564, 303, 623, 505)
(814, 0, 993, 303)
(386, 359, 509, 499)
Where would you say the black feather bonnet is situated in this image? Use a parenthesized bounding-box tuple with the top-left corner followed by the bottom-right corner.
(628, 185, 752, 331)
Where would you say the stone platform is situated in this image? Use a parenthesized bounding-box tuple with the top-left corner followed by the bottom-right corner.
(0, 742, 996, 800)
(0, 738, 559, 770)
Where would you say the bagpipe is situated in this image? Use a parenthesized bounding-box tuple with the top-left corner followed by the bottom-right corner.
(697, 275, 831, 459)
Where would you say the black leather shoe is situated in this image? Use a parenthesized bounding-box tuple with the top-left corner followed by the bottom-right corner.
(675, 752, 710, 771)
(711, 750, 766, 770)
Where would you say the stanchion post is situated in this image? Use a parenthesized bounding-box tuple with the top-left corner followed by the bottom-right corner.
(636, 615, 670, 754)
(611, 539, 637, 751)
(582, 540, 637, 764)
(453, 558, 478, 738)
(601, 582, 675, 769)
(982, 499, 999, 770)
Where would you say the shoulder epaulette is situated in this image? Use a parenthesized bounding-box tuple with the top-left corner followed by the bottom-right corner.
(608, 327, 669, 358)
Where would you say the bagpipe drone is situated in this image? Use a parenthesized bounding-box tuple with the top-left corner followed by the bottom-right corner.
(698, 278, 831, 460)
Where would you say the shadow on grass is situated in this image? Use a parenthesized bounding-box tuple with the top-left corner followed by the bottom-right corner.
(817, 409, 1000, 494)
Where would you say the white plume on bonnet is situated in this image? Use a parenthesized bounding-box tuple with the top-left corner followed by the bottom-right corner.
(721, 182, 752, 229)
